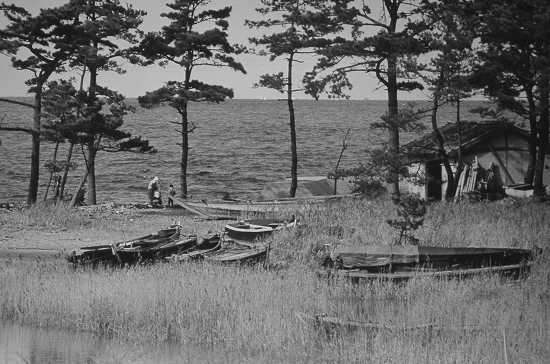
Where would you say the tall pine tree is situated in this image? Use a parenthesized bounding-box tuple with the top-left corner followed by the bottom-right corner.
(305, 0, 428, 200)
(246, 0, 343, 197)
(137, 0, 245, 198)
(0, 3, 83, 204)
(69, 0, 146, 204)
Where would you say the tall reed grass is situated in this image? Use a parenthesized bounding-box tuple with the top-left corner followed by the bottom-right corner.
(1, 198, 549, 362)
(0, 258, 548, 363)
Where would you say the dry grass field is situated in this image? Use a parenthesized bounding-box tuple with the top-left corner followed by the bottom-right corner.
(0, 198, 548, 363)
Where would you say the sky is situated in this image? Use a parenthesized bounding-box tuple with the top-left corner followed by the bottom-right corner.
(0, 0, 431, 100)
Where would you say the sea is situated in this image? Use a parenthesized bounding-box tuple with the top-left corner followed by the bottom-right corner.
(0, 99, 486, 204)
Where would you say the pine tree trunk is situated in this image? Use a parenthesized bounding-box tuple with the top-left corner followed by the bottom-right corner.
(386, 3, 400, 201)
(430, 91, 455, 199)
(534, 76, 549, 196)
(387, 53, 400, 201)
(70, 168, 89, 208)
(525, 88, 537, 184)
(58, 142, 74, 202)
(86, 49, 98, 205)
(287, 53, 298, 197)
(61, 67, 83, 203)
(180, 104, 189, 198)
(86, 140, 97, 204)
(27, 88, 42, 205)
(44, 141, 60, 201)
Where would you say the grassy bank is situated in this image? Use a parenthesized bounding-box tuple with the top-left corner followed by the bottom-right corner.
(1, 199, 549, 362)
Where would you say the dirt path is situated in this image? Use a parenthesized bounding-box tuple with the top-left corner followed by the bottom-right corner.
(0, 207, 229, 255)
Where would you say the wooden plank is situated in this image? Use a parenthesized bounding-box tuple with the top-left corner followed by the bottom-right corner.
(467, 158, 478, 192)
(454, 165, 468, 202)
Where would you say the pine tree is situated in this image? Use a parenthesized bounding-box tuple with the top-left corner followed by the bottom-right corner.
(137, 0, 245, 198)
(246, 0, 344, 197)
(0, 3, 83, 204)
(305, 0, 428, 201)
(411, 0, 477, 199)
(41, 79, 81, 201)
(68, 0, 147, 205)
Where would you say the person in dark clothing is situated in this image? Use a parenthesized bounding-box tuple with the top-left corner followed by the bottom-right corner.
(168, 184, 176, 207)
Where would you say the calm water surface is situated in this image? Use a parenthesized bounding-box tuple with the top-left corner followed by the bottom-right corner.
(0, 99, 485, 203)
(0, 321, 276, 364)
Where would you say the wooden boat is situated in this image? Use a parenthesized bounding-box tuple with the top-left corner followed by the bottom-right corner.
(165, 234, 222, 262)
(324, 244, 535, 281)
(202, 240, 268, 265)
(67, 225, 183, 266)
(115, 236, 197, 264)
(330, 245, 533, 271)
(320, 262, 533, 282)
(224, 217, 297, 241)
(169, 194, 357, 220)
(78, 226, 181, 250)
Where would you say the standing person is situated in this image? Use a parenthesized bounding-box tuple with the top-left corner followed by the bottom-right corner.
(168, 184, 176, 207)
(147, 176, 161, 206)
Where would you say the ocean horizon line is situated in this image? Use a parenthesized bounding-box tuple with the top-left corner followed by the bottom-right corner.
(0, 96, 487, 102)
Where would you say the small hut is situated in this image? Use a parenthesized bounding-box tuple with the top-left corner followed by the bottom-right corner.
(401, 121, 550, 200)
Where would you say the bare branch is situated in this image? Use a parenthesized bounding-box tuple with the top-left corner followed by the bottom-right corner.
(375, 58, 388, 86)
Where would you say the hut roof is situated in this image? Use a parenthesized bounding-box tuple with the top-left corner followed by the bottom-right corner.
(403, 121, 529, 162)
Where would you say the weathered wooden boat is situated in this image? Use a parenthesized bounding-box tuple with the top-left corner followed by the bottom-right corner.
(330, 245, 533, 271)
(169, 194, 357, 220)
(320, 262, 533, 282)
(78, 226, 181, 250)
(202, 240, 268, 265)
(224, 217, 297, 241)
(323, 244, 535, 281)
(67, 225, 183, 266)
(115, 235, 197, 264)
(165, 234, 222, 262)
